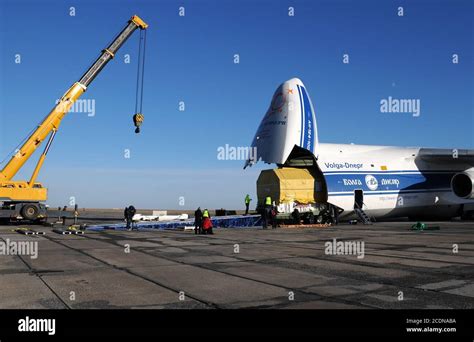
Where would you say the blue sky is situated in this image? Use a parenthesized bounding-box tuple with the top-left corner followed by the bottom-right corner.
(0, 0, 473, 209)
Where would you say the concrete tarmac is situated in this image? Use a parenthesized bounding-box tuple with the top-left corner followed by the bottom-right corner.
(0, 221, 473, 309)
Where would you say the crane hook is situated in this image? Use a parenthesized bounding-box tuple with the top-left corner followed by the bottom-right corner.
(133, 113, 144, 134)
(133, 28, 147, 134)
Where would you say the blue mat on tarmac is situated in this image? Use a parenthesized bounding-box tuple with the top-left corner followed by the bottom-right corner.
(86, 214, 262, 231)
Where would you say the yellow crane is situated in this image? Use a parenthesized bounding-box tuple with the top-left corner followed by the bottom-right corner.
(0, 15, 148, 222)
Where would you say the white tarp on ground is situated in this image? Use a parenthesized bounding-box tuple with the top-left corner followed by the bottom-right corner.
(132, 213, 189, 222)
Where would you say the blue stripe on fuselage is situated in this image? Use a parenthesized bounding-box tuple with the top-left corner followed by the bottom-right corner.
(300, 86, 315, 152)
(323, 171, 455, 193)
(328, 189, 452, 196)
(297, 85, 304, 147)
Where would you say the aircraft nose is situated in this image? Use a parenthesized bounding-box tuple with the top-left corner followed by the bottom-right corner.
(285, 77, 304, 87)
(244, 77, 318, 168)
(271, 78, 305, 113)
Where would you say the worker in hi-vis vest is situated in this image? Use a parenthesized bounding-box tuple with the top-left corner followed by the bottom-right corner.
(244, 194, 252, 215)
(202, 209, 214, 234)
(262, 196, 272, 229)
(265, 196, 272, 206)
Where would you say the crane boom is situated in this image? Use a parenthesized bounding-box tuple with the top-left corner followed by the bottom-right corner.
(0, 15, 148, 216)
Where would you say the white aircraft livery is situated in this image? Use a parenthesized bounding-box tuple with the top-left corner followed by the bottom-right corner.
(245, 78, 474, 221)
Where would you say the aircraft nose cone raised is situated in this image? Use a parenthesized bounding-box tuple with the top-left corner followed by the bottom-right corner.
(284, 77, 304, 88)
(270, 78, 305, 113)
(244, 77, 318, 167)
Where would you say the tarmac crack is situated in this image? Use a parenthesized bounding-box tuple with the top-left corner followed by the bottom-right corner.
(40, 233, 219, 309)
(0, 236, 71, 309)
(81, 233, 380, 309)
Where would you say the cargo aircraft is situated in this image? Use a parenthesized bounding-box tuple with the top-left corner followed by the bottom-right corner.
(245, 78, 474, 221)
